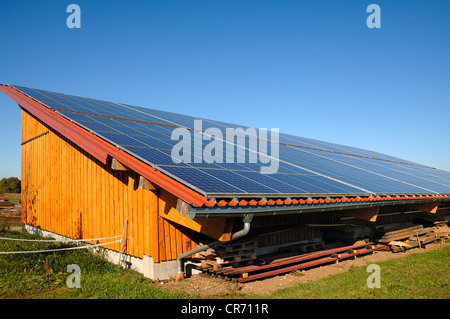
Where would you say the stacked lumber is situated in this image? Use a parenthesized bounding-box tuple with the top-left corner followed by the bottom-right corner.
(198, 241, 379, 283)
(196, 213, 448, 282)
(375, 215, 449, 253)
(215, 240, 258, 265)
(414, 214, 449, 228)
(198, 240, 259, 274)
(0, 195, 15, 209)
(0, 195, 20, 221)
(377, 224, 425, 243)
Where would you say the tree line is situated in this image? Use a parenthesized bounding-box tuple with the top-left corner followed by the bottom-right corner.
(0, 177, 21, 193)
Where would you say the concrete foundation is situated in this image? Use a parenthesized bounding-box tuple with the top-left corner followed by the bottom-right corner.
(143, 255, 178, 280)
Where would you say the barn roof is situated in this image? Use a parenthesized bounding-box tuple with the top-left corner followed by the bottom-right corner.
(2, 84, 450, 217)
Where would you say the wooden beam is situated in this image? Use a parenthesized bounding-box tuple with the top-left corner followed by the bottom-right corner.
(410, 202, 439, 214)
(139, 176, 157, 190)
(160, 200, 234, 241)
(220, 218, 235, 241)
(341, 206, 379, 222)
(111, 158, 127, 171)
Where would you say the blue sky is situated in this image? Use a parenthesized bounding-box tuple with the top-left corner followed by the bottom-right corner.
(0, 0, 449, 179)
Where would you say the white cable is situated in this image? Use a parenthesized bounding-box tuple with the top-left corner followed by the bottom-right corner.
(0, 235, 123, 243)
(0, 239, 122, 255)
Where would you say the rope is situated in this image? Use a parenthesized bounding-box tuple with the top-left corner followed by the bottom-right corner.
(0, 239, 122, 255)
(0, 219, 128, 255)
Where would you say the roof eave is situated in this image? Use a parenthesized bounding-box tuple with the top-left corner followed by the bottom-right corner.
(186, 197, 450, 218)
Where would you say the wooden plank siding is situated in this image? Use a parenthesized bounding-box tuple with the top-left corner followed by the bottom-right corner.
(20, 109, 198, 262)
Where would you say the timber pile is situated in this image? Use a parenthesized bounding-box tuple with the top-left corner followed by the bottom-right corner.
(196, 213, 449, 283)
(0, 195, 15, 208)
(414, 214, 449, 228)
(215, 240, 258, 265)
(0, 194, 20, 217)
(197, 239, 259, 272)
(197, 241, 378, 283)
(375, 214, 449, 253)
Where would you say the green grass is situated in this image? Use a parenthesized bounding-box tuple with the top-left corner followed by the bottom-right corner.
(1, 230, 448, 299)
(0, 230, 194, 299)
(0, 218, 22, 230)
(269, 245, 450, 299)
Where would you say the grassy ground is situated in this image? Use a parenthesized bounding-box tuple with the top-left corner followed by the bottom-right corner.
(0, 218, 21, 230)
(0, 230, 193, 299)
(270, 245, 450, 299)
(0, 230, 448, 299)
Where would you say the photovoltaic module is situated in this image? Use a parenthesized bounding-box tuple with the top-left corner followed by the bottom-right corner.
(10, 85, 450, 198)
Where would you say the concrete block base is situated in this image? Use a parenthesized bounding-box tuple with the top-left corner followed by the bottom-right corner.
(143, 255, 178, 281)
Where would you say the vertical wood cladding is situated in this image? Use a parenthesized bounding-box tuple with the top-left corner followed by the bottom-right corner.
(20, 110, 197, 262)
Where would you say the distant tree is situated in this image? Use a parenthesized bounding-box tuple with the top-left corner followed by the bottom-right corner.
(0, 177, 21, 193)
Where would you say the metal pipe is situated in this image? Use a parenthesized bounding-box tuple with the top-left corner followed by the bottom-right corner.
(175, 214, 253, 280)
(231, 220, 251, 240)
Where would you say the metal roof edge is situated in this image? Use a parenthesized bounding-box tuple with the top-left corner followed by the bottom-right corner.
(187, 197, 450, 218)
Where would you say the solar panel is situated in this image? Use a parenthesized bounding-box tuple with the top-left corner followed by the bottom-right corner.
(11, 84, 450, 198)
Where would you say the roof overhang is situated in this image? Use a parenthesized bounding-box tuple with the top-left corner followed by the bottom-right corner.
(187, 196, 450, 218)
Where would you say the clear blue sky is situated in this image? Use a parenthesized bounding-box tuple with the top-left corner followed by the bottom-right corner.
(0, 0, 449, 179)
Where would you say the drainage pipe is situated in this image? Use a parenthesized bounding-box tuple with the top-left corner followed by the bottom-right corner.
(175, 214, 253, 280)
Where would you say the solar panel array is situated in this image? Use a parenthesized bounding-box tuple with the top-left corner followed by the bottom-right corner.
(12, 84, 450, 198)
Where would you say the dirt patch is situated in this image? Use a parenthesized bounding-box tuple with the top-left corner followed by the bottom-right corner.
(157, 242, 450, 297)
(8, 287, 65, 299)
(155, 273, 241, 297)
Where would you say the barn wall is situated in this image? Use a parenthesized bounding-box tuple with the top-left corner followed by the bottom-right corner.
(21, 110, 197, 262)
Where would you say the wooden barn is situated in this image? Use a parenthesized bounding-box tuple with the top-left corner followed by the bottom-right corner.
(1, 84, 450, 281)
